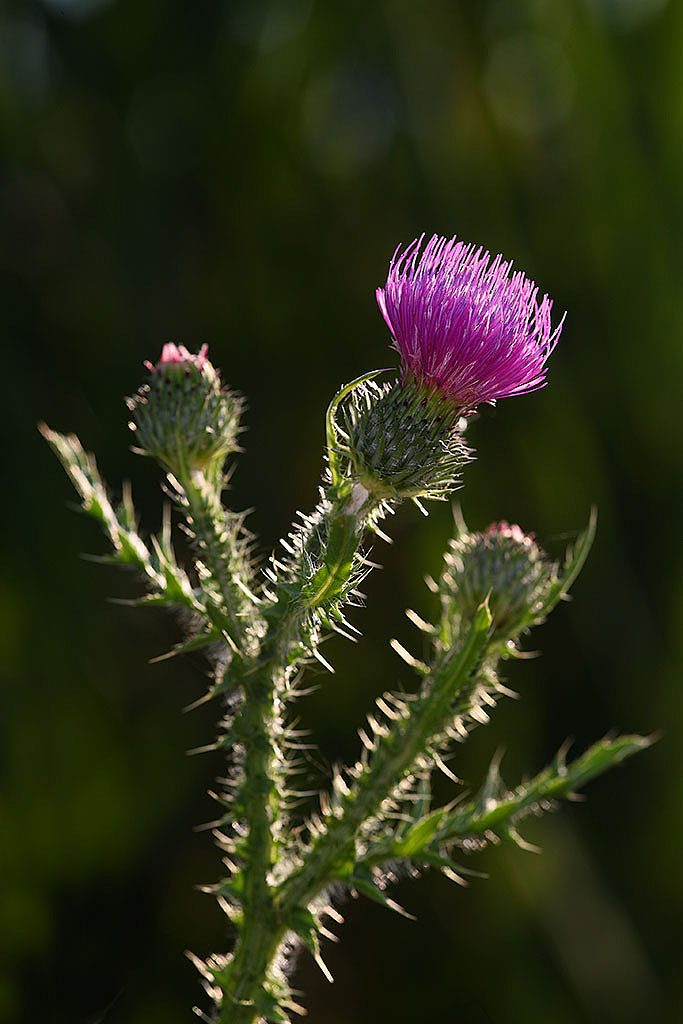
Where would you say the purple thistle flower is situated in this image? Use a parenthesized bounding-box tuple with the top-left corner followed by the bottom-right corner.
(377, 234, 564, 409)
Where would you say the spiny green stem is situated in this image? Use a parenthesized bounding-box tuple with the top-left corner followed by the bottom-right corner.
(181, 471, 254, 652)
(214, 607, 492, 1021)
(353, 735, 651, 874)
(174, 469, 282, 1021)
(219, 666, 280, 1021)
(217, 482, 379, 1018)
(277, 603, 493, 917)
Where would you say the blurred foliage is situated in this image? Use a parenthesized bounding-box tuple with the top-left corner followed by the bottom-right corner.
(1, 0, 681, 1021)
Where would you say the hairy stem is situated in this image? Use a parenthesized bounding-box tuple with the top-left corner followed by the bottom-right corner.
(215, 607, 492, 1021)
(182, 470, 253, 652)
(217, 482, 379, 1018)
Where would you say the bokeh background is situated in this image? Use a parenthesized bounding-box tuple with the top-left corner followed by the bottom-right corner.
(2, 0, 682, 1021)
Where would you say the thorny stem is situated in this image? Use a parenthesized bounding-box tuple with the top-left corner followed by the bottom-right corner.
(182, 470, 251, 653)
(177, 470, 277, 1019)
(217, 606, 492, 1022)
(278, 604, 492, 913)
(215, 481, 379, 1019)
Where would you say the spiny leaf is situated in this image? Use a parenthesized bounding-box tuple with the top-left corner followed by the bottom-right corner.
(302, 513, 359, 609)
(149, 627, 221, 664)
(536, 508, 597, 620)
(287, 907, 320, 955)
(251, 986, 292, 1023)
(394, 809, 445, 857)
(287, 908, 334, 982)
(437, 734, 651, 844)
(349, 866, 416, 920)
(42, 424, 204, 609)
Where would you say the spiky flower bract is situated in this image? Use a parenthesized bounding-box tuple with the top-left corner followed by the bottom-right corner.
(377, 234, 564, 409)
(339, 377, 470, 501)
(128, 343, 242, 475)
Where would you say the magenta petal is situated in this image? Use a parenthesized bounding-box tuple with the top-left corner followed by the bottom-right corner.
(153, 343, 210, 372)
(376, 234, 563, 407)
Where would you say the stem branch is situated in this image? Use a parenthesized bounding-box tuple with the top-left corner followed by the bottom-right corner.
(279, 603, 492, 914)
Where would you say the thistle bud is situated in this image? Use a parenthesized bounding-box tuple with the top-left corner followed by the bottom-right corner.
(341, 378, 470, 500)
(128, 344, 242, 475)
(441, 521, 557, 642)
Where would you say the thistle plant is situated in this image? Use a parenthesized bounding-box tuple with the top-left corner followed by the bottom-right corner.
(43, 233, 648, 1023)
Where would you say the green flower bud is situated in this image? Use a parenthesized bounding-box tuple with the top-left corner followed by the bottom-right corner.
(441, 521, 557, 642)
(127, 344, 242, 475)
(340, 378, 470, 501)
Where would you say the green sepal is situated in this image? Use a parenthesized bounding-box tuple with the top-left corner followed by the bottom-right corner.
(342, 378, 470, 501)
(128, 349, 243, 476)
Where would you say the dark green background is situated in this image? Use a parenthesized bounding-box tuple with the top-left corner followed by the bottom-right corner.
(2, 0, 681, 1021)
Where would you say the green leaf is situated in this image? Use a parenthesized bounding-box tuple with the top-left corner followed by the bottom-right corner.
(394, 808, 445, 857)
(349, 865, 416, 920)
(287, 907, 320, 955)
(538, 508, 597, 619)
(252, 986, 291, 1023)
(286, 907, 335, 982)
(148, 627, 221, 663)
(218, 871, 245, 902)
(438, 733, 651, 844)
(302, 512, 359, 609)
(549, 733, 653, 791)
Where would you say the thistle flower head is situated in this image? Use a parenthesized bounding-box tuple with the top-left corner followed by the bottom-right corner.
(441, 520, 557, 642)
(377, 234, 563, 410)
(128, 344, 242, 475)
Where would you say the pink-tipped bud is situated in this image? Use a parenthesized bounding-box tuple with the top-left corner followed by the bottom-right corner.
(128, 344, 242, 475)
